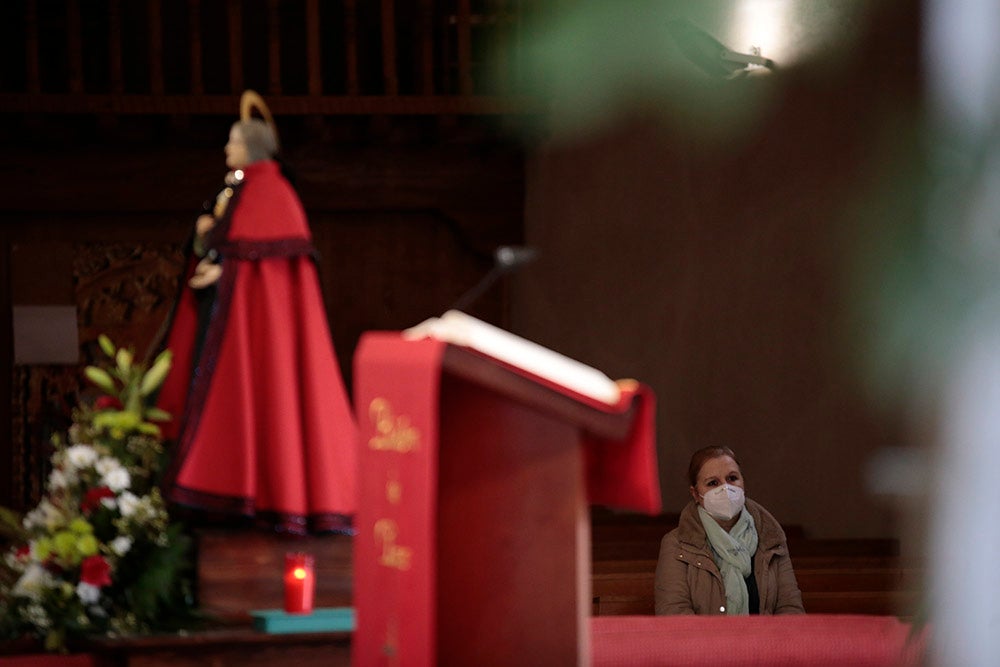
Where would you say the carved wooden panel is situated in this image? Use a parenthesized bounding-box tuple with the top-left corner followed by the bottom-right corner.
(74, 241, 187, 361)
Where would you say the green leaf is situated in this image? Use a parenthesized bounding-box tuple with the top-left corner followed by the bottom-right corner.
(92, 410, 140, 433)
(84, 366, 117, 394)
(0, 507, 26, 542)
(137, 422, 162, 437)
(116, 348, 133, 373)
(139, 350, 173, 397)
(44, 628, 66, 652)
(144, 407, 172, 422)
(127, 525, 195, 624)
(98, 334, 116, 358)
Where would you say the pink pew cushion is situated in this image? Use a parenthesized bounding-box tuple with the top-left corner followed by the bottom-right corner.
(592, 614, 926, 667)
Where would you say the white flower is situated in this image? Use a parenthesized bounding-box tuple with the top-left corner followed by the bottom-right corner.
(12, 563, 54, 600)
(125, 494, 164, 527)
(110, 535, 133, 556)
(64, 465, 80, 485)
(117, 492, 140, 518)
(102, 467, 131, 492)
(76, 582, 101, 605)
(47, 469, 68, 489)
(95, 456, 122, 476)
(23, 498, 64, 532)
(100, 497, 117, 511)
(65, 444, 98, 470)
(4, 550, 25, 571)
(24, 602, 51, 629)
(22, 508, 42, 530)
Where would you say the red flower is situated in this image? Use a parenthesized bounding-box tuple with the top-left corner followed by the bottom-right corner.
(81, 486, 116, 514)
(80, 555, 113, 587)
(15, 545, 30, 562)
(95, 396, 123, 410)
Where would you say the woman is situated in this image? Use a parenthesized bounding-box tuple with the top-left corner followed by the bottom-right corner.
(156, 91, 358, 535)
(654, 446, 804, 615)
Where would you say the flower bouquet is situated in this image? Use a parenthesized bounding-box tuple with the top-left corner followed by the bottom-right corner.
(0, 336, 196, 652)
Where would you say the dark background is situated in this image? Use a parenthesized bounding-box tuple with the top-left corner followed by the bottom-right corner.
(0, 0, 921, 540)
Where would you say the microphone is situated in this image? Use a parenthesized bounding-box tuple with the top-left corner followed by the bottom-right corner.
(494, 245, 538, 270)
(451, 245, 539, 312)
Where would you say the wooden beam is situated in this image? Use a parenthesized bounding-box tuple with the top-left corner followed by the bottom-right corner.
(227, 0, 244, 92)
(344, 0, 359, 95)
(148, 0, 165, 95)
(267, 0, 282, 95)
(67, 0, 84, 93)
(189, 0, 204, 95)
(0, 93, 538, 116)
(489, 0, 511, 93)
(380, 0, 398, 95)
(456, 0, 473, 95)
(109, 0, 124, 94)
(305, 0, 322, 95)
(25, 0, 40, 94)
(419, 0, 435, 95)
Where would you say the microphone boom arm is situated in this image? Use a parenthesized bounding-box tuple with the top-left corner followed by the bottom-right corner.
(449, 245, 538, 313)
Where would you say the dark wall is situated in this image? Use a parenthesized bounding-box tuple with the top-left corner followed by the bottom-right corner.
(513, 0, 920, 539)
(1, 1, 922, 541)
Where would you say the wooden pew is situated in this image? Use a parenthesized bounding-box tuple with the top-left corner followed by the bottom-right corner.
(802, 590, 920, 616)
(590, 526, 846, 562)
(591, 554, 921, 617)
(592, 559, 658, 574)
(592, 580, 919, 617)
(795, 568, 919, 591)
(788, 538, 900, 557)
(589, 510, 918, 617)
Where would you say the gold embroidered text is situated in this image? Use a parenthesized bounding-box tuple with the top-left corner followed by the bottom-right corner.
(368, 398, 420, 453)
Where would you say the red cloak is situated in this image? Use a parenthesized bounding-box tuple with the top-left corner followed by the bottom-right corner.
(157, 160, 357, 534)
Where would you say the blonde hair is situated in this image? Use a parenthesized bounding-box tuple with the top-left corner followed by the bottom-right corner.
(687, 446, 739, 487)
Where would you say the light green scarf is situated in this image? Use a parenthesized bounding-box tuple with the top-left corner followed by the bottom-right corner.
(698, 505, 758, 615)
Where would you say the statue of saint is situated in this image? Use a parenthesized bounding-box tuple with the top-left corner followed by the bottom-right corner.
(157, 91, 357, 535)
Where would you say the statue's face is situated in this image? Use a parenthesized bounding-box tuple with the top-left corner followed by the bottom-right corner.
(225, 125, 250, 170)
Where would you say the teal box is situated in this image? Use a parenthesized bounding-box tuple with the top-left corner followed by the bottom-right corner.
(250, 607, 356, 634)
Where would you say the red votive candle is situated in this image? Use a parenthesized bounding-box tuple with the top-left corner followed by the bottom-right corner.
(283, 552, 315, 614)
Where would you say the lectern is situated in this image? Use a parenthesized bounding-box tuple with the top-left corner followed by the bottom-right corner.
(352, 331, 659, 667)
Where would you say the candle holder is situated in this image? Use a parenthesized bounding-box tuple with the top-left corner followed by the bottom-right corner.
(283, 552, 315, 614)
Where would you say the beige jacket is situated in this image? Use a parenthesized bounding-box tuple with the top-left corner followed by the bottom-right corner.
(654, 499, 805, 615)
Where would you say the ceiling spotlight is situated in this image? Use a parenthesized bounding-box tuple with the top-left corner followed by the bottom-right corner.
(668, 18, 776, 79)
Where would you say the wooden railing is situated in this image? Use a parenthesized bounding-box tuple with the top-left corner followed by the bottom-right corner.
(0, 0, 533, 116)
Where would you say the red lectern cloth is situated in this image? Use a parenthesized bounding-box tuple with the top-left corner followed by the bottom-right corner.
(584, 382, 661, 514)
(353, 334, 445, 667)
(591, 615, 926, 667)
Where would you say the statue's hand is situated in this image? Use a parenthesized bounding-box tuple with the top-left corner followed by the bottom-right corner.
(189, 257, 223, 289)
(195, 214, 216, 237)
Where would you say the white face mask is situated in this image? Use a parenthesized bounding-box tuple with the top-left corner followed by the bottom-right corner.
(700, 484, 745, 521)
